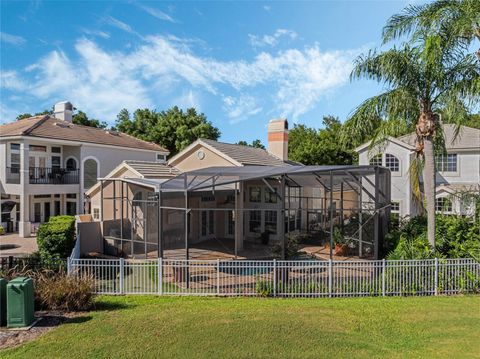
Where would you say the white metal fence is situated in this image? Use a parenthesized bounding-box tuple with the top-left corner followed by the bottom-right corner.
(68, 258, 480, 297)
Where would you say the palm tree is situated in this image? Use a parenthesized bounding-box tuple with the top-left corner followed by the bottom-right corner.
(382, 0, 480, 59)
(343, 40, 479, 246)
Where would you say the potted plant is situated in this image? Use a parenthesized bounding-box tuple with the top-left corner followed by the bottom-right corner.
(333, 227, 347, 256)
(0, 225, 4, 235)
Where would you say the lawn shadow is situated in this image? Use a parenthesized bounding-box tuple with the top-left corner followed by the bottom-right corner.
(93, 300, 134, 311)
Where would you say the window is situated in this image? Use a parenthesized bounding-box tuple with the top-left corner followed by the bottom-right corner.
(52, 156, 61, 169)
(54, 201, 61, 216)
(436, 197, 452, 213)
(156, 153, 166, 162)
(249, 187, 261, 202)
(66, 201, 77, 216)
(391, 201, 400, 213)
(29, 145, 47, 152)
(66, 193, 77, 199)
(83, 158, 98, 189)
(369, 154, 382, 166)
(436, 154, 457, 172)
(66, 158, 77, 171)
(10, 143, 20, 151)
(51, 147, 61, 153)
(249, 210, 261, 233)
(10, 153, 20, 172)
(265, 210, 277, 235)
(385, 154, 399, 172)
(264, 188, 278, 203)
(226, 194, 236, 203)
(201, 194, 215, 202)
(93, 208, 100, 220)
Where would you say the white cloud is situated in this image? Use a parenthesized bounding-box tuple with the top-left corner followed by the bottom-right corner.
(104, 16, 141, 37)
(80, 28, 110, 39)
(223, 95, 262, 123)
(138, 4, 176, 23)
(1, 35, 358, 122)
(248, 29, 297, 48)
(0, 32, 26, 46)
(0, 71, 27, 91)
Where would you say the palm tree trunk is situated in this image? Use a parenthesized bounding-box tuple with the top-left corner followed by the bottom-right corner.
(416, 109, 437, 247)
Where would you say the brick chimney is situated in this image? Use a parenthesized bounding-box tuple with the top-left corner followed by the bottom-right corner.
(267, 119, 289, 161)
(53, 101, 74, 122)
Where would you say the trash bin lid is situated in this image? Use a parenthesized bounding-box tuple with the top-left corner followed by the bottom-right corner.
(9, 277, 30, 283)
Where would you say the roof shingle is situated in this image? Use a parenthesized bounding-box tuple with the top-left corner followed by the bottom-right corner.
(0, 115, 167, 152)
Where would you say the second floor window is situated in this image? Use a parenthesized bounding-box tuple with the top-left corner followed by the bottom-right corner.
(385, 154, 399, 172)
(436, 154, 457, 172)
(249, 187, 261, 202)
(83, 159, 98, 189)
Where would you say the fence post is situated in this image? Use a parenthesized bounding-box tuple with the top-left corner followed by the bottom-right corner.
(328, 259, 333, 298)
(434, 258, 438, 296)
(273, 259, 277, 298)
(158, 257, 163, 296)
(382, 259, 386, 297)
(67, 256, 71, 275)
(216, 259, 220, 296)
(119, 258, 125, 295)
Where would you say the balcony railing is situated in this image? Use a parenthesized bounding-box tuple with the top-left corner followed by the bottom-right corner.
(29, 167, 79, 184)
(6, 167, 20, 184)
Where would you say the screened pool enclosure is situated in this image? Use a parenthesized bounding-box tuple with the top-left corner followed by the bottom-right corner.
(95, 165, 391, 260)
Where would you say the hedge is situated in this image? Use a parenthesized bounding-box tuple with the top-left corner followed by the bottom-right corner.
(37, 215, 76, 259)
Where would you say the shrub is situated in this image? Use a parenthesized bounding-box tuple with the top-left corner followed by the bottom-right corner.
(271, 233, 301, 259)
(0, 224, 5, 235)
(387, 234, 437, 260)
(3, 268, 94, 311)
(37, 215, 76, 260)
(255, 279, 274, 297)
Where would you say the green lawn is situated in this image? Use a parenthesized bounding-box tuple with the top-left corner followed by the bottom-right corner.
(3, 295, 480, 359)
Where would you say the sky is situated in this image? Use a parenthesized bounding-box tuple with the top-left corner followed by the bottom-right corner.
(0, 0, 421, 144)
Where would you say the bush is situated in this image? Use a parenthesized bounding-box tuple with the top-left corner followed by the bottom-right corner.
(3, 268, 94, 311)
(37, 215, 76, 260)
(271, 233, 301, 259)
(386, 214, 480, 260)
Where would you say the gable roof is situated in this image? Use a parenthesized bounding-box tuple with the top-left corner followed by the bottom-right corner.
(169, 138, 298, 167)
(398, 124, 480, 150)
(0, 115, 168, 152)
(356, 124, 480, 153)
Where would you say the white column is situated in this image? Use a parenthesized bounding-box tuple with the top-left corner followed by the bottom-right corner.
(235, 182, 244, 253)
(18, 140, 31, 237)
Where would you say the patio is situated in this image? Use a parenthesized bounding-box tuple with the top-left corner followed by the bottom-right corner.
(0, 232, 38, 257)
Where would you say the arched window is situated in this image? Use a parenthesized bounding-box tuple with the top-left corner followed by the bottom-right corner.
(83, 158, 98, 189)
(385, 154, 400, 172)
(369, 154, 382, 166)
(66, 158, 77, 171)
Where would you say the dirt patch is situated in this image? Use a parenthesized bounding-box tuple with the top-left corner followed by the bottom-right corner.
(0, 311, 85, 350)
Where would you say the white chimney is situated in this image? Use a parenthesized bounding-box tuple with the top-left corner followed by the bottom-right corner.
(267, 119, 289, 161)
(53, 101, 74, 122)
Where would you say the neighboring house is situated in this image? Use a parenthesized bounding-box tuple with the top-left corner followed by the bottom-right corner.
(0, 101, 169, 237)
(356, 124, 480, 217)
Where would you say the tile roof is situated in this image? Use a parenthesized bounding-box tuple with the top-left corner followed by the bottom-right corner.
(200, 138, 297, 166)
(124, 161, 181, 178)
(0, 115, 167, 152)
(398, 124, 480, 150)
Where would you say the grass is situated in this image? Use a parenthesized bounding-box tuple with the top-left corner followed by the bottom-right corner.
(3, 295, 480, 358)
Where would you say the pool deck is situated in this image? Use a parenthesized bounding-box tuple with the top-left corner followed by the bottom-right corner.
(0, 233, 38, 257)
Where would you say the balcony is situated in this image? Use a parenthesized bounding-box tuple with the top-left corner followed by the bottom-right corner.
(29, 167, 79, 184)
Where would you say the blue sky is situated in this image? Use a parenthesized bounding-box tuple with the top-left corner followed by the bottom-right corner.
(1, 0, 419, 144)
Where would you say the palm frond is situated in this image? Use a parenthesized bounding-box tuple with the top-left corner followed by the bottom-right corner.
(408, 155, 425, 209)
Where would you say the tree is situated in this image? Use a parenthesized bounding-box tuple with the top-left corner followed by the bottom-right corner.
(236, 139, 265, 149)
(16, 109, 52, 120)
(289, 116, 356, 165)
(72, 111, 108, 128)
(342, 36, 479, 247)
(383, 0, 480, 59)
(115, 106, 221, 155)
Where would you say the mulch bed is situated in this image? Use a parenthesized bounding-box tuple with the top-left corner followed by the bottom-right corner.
(0, 311, 84, 350)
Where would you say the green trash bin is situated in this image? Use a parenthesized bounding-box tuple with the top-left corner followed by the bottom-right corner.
(0, 278, 6, 326)
(7, 277, 35, 328)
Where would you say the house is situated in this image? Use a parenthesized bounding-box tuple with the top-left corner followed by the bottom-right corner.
(83, 119, 391, 260)
(0, 101, 169, 237)
(356, 124, 480, 217)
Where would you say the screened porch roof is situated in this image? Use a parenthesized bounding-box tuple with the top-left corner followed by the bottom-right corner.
(102, 165, 388, 194)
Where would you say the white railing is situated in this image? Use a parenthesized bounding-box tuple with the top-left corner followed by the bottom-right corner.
(69, 258, 480, 297)
(67, 233, 81, 274)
